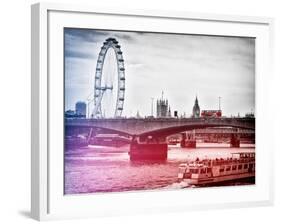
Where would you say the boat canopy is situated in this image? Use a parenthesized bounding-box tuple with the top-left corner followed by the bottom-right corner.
(231, 152, 255, 158)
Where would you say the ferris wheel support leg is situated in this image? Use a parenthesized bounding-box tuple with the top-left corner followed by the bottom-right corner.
(87, 128, 96, 144)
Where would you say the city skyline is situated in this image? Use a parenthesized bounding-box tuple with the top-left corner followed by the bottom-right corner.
(64, 28, 255, 117)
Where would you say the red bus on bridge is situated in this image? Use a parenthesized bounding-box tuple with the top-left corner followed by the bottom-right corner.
(201, 110, 222, 118)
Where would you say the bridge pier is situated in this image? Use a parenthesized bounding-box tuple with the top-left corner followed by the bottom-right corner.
(230, 134, 240, 148)
(129, 136, 168, 161)
(180, 132, 196, 148)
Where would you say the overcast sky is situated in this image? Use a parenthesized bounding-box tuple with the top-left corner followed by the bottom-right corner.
(64, 28, 255, 117)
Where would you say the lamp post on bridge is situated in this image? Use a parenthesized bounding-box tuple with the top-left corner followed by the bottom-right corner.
(151, 97, 154, 117)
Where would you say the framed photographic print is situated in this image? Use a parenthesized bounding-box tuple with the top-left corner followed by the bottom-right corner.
(31, 2, 274, 221)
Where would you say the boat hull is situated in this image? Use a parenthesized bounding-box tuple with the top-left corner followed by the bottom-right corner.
(182, 172, 255, 185)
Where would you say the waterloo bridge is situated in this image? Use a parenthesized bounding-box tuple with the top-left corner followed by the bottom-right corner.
(65, 117, 255, 161)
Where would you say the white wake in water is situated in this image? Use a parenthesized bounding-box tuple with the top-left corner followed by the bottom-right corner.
(163, 181, 190, 189)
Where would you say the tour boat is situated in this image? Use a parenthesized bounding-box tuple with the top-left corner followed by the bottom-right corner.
(178, 152, 255, 185)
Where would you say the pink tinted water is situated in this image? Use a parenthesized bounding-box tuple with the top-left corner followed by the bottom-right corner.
(64, 144, 255, 194)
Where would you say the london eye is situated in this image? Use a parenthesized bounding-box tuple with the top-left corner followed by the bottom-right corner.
(91, 37, 125, 118)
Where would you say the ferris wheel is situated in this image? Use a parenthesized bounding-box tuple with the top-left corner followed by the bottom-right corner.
(91, 37, 125, 118)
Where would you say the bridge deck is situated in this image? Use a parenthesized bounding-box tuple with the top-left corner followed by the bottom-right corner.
(65, 117, 255, 137)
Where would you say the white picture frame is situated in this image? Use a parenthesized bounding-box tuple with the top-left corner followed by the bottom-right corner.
(31, 2, 274, 221)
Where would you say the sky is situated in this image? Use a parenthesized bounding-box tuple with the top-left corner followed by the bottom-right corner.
(64, 28, 255, 118)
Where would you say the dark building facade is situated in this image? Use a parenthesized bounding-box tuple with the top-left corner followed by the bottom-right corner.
(75, 101, 87, 117)
(156, 93, 171, 118)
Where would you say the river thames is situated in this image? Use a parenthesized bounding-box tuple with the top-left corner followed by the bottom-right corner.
(64, 143, 255, 194)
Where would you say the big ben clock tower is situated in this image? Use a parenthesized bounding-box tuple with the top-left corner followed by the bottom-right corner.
(192, 96, 200, 118)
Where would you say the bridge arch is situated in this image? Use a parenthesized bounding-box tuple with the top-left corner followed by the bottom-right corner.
(65, 124, 131, 137)
(138, 123, 255, 139)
